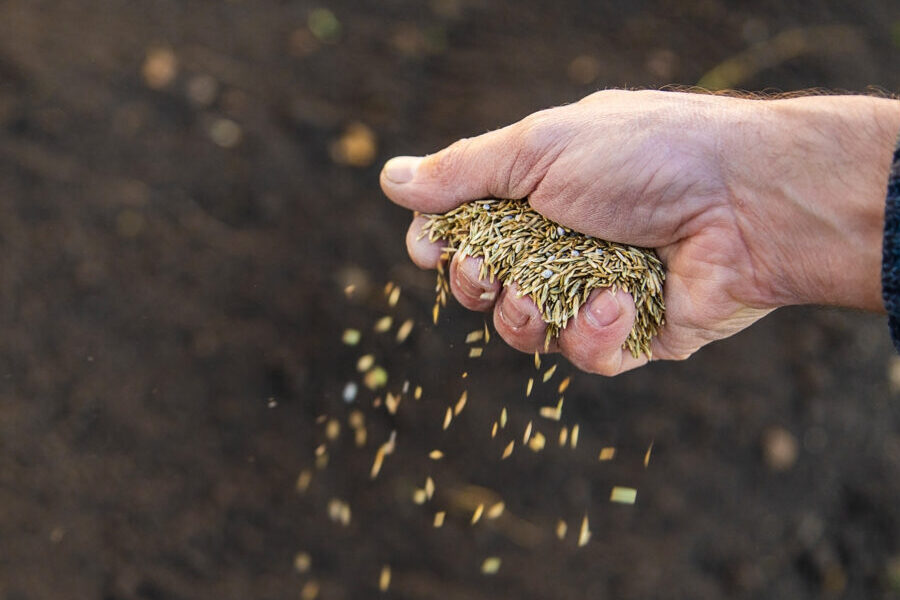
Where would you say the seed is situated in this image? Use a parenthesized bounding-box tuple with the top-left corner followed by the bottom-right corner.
(557, 376, 571, 394)
(327, 498, 351, 526)
(433, 511, 446, 527)
(432, 304, 440, 324)
(294, 551, 311, 573)
(570, 424, 580, 449)
(388, 285, 401, 307)
(371, 447, 386, 479)
(471, 503, 484, 524)
(315, 453, 328, 469)
(465, 329, 484, 344)
(342, 382, 358, 403)
(374, 316, 393, 333)
(559, 427, 568, 447)
(315, 443, 327, 457)
(301, 580, 320, 600)
(384, 281, 394, 295)
(396, 319, 414, 343)
(610, 486, 637, 505)
(528, 431, 546, 451)
(555, 519, 567, 540)
(523, 420, 533, 444)
(442, 407, 452, 430)
(644, 442, 654, 468)
(429, 450, 444, 460)
(325, 419, 340, 441)
(364, 367, 388, 390)
(526, 378, 534, 397)
(385, 392, 401, 415)
(542, 364, 557, 383)
(483, 321, 491, 342)
(468, 347, 483, 358)
(425, 476, 435, 500)
(500, 408, 508, 428)
(414, 385, 423, 400)
(344, 284, 356, 297)
(357, 354, 375, 372)
(296, 469, 312, 493)
(486, 501, 505, 519)
(539, 405, 561, 421)
(355, 428, 367, 447)
(598, 447, 616, 461)
(461, 371, 468, 379)
(481, 557, 502, 575)
(578, 515, 591, 547)
(501, 440, 514, 460)
(491, 422, 498, 438)
(342, 328, 361, 345)
(454, 391, 468, 416)
(379, 565, 391, 592)
(533, 352, 541, 369)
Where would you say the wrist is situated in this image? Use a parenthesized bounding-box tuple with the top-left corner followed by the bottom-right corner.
(725, 95, 900, 311)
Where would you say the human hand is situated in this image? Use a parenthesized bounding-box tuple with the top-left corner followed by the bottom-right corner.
(381, 90, 900, 375)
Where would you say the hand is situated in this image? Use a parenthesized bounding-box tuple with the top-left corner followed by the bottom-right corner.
(380, 90, 900, 375)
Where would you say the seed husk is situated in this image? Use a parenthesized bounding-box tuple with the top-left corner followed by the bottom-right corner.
(357, 354, 375, 372)
(396, 318, 414, 343)
(557, 376, 571, 394)
(542, 364, 557, 383)
(342, 328, 361, 345)
(374, 316, 393, 333)
(294, 551, 312, 573)
(610, 486, 638, 505)
(442, 407, 452, 430)
(429, 450, 444, 460)
(454, 391, 468, 416)
(555, 519, 568, 540)
(468, 347, 483, 358)
(422, 199, 666, 357)
(501, 440, 515, 460)
(433, 511, 446, 527)
(465, 329, 484, 344)
(379, 565, 391, 592)
(598, 447, 616, 461)
(471, 503, 484, 524)
(570, 424, 580, 449)
(526, 378, 534, 397)
(388, 285, 401, 307)
(577, 515, 591, 547)
(486, 501, 505, 519)
(644, 442, 654, 468)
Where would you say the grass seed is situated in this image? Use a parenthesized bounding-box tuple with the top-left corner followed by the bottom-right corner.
(610, 486, 638, 505)
(481, 557, 502, 575)
(501, 440, 515, 460)
(429, 450, 444, 460)
(454, 391, 467, 416)
(555, 519, 568, 540)
(471, 503, 484, 524)
(433, 511, 446, 527)
(644, 442, 654, 468)
(379, 565, 391, 592)
(486, 501, 505, 519)
(342, 329, 361, 345)
(577, 515, 591, 547)
(542, 364, 557, 383)
(396, 318, 414, 343)
(374, 316, 393, 333)
(598, 447, 616, 461)
(468, 347, 483, 358)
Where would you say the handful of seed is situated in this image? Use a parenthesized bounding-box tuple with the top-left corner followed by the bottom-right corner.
(422, 199, 666, 358)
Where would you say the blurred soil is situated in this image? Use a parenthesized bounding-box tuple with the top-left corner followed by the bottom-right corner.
(1, 1, 900, 599)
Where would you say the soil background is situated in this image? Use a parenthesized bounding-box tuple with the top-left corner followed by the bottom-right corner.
(1, 1, 900, 599)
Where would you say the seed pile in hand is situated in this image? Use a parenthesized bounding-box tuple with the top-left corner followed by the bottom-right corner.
(422, 199, 666, 358)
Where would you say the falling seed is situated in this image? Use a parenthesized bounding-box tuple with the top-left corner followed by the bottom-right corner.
(523, 421, 533, 444)
(142, 46, 177, 89)
(379, 565, 391, 592)
(371, 448, 386, 479)
(385, 392, 401, 415)
(342, 329, 361, 345)
(402, 380, 410, 394)
(461, 371, 468, 379)
(471, 503, 484, 524)
(555, 519, 568, 540)
(396, 319, 414, 343)
(469, 347, 483, 358)
(491, 421, 498, 438)
(539, 406, 561, 421)
(481, 557, 502, 575)
(425, 476, 435, 500)
(500, 408, 508, 428)
(316, 414, 328, 424)
(344, 284, 356, 297)
(442, 407, 452, 430)
(355, 428, 367, 447)
(315, 443, 327, 457)
(578, 515, 591, 547)
(534, 352, 541, 369)
(454, 391, 468, 416)
(412, 489, 427, 504)
(348, 410, 365, 429)
(294, 551, 312, 573)
(465, 329, 484, 344)
(542, 364, 557, 383)
(384, 282, 394, 295)
(374, 316, 393, 333)
(315, 453, 328, 469)
(501, 440, 515, 460)
(486, 501, 505, 519)
(559, 427, 568, 447)
(364, 367, 388, 390)
(570, 424, 580, 449)
(308, 7, 341, 42)
(610, 486, 638, 505)
(325, 419, 341, 441)
(483, 322, 490, 343)
(296, 469, 312, 493)
(526, 378, 534, 397)
(429, 450, 444, 460)
(388, 286, 401, 307)
(433, 511, 446, 527)
(557, 376, 571, 394)
(432, 304, 440, 324)
(414, 385, 423, 400)
(598, 447, 616, 461)
(301, 580, 320, 600)
(357, 354, 375, 372)
(327, 499, 351, 526)
(644, 442, 654, 468)
(342, 382, 358, 403)
(528, 431, 546, 451)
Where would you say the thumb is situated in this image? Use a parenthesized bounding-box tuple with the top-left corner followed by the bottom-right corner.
(380, 112, 564, 213)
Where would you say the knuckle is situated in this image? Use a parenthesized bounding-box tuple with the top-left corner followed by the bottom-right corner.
(428, 138, 472, 187)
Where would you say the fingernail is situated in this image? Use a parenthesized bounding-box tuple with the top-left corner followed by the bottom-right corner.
(383, 156, 422, 184)
(456, 262, 483, 297)
(499, 297, 529, 329)
(586, 290, 620, 328)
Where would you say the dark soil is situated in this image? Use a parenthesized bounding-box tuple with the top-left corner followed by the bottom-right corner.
(1, 1, 899, 599)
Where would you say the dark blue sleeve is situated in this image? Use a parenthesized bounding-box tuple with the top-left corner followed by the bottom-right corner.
(883, 134, 900, 352)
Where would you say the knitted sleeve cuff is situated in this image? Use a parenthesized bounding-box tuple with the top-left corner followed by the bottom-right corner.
(882, 132, 900, 352)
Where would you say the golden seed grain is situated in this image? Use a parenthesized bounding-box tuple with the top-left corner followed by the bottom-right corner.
(534, 351, 541, 369)
(486, 501, 505, 519)
(523, 420, 533, 444)
(471, 503, 484, 524)
(465, 329, 484, 344)
(396, 318, 414, 343)
(325, 419, 340, 441)
(542, 364, 557, 383)
(644, 442, 654, 468)
(379, 565, 391, 592)
(429, 450, 444, 460)
(491, 421, 498, 438)
(610, 486, 638, 505)
(425, 476, 435, 500)
(599, 447, 616, 461)
(374, 316, 393, 333)
(356, 354, 375, 372)
(342, 329, 361, 345)
(468, 347, 483, 358)
(301, 580, 320, 600)
(501, 440, 514, 460)
(528, 431, 546, 451)
(443, 407, 452, 430)
(454, 391, 467, 416)
(559, 426, 568, 447)
(481, 557, 502, 575)
(555, 519, 568, 540)
(433, 511, 446, 527)
(412, 489, 427, 504)
(558, 376, 571, 394)
(570, 424, 580, 449)
(526, 378, 534, 397)
(294, 551, 311, 573)
(414, 385, 423, 400)
(578, 515, 591, 547)
(388, 285, 401, 307)
(364, 367, 388, 390)
(296, 469, 312, 493)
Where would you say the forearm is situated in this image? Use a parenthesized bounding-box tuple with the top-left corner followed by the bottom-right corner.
(725, 95, 900, 311)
